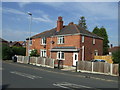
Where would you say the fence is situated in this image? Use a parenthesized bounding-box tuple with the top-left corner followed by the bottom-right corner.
(94, 56, 113, 63)
(76, 61, 119, 76)
(17, 56, 54, 68)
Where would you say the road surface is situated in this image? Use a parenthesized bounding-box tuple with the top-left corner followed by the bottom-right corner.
(2, 61, 119, 89)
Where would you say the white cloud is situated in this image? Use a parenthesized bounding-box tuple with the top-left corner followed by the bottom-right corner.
(17, 2, 32, 8)
(33, 15, 52, 23)
(2, 28, 37, 41)
(77, 3, 118, 20)
(2, 7, 25, 15)
(2, 7, 53, 23)
(2, 0, 120, 2)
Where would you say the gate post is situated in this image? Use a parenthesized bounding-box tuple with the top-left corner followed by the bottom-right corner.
(76, 61, 78, 72)
(110, 63, 113, 75)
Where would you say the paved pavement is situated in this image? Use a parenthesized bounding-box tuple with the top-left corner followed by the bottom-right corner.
(2, 61, 119, 89)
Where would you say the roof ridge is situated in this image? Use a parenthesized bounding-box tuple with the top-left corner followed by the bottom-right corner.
(32, 27, 56, 38)
(73, 24, 80, 33)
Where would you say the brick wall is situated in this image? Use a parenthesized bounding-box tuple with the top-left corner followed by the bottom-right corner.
(26, 34, 103, 66)
(80, 35, 103, 61)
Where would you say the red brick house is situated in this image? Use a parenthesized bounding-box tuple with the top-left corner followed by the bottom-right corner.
(108, 46, 120, 55)
(9, 41, 22, 47)
(0, 38, 8, 45)
(26, 16, 103, 67)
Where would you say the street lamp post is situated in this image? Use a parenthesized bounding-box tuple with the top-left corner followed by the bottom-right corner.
(27, 12, 32, 57)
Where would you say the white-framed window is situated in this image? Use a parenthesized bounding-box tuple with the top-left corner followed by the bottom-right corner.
(40, 49, 46, 57)
(93, 38, 95, 45)
(57, 51, 65, 60)
(57, 36, 64, 44)
(29, 40, 32, 45)
(94, 50, 98, 56)
(82, 36, 84, 43)
(41, 37, 46, 45)
(29, 50, 32, 54)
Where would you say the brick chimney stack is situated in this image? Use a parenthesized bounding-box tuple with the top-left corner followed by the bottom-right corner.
(68, 22, 74, 25)
(57, 16, 63, 32)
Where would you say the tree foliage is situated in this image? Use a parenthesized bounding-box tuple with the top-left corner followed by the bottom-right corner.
(112, 50, 120, 64)
(92, 26, 109, 55)
(2, 43, 13, 60)
(78, 16, 87, 29)
(30, 49, 39, 57)
(2, 43, 26, 60)
(12, 46, 26, 56)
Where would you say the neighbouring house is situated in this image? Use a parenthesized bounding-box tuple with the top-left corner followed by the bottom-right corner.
(18, 41, 26, 47)
(0, 38, 9, 45)
(108, 45, 120, 55)
(9, 41, 22, 47)
(26, 16, 103, 67)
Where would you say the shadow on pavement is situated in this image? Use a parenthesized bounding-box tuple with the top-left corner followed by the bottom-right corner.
(2, 84, 9, 90)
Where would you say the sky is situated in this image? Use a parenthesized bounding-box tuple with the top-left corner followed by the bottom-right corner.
(1, 1, 119, 46)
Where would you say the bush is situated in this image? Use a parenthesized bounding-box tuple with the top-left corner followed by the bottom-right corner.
(2, 44, 26, 60)
(2, 43, 13, 60)
(112, 50, 120, 64)
(12, 46, 26, 56)
(30, 49, 39, 57)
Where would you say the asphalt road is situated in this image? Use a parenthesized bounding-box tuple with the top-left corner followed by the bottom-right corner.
(2, 61, 119, 89)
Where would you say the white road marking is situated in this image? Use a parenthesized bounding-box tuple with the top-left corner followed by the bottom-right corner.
(53, 82, 92, 89)
(10, 71, 42, 80)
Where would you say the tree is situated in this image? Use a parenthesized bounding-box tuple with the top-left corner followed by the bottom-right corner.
(92, 26, 109, 55)
(2, 43, 13, 60)
(100, 27, 109, 55)
(78, 16, 87, 29)
(92, 26, 100, 35)
(112, 50, 120, 74)
(30, 49, 39, 57)
(112, 50, 120, 64)
(12, 46, 26, 56)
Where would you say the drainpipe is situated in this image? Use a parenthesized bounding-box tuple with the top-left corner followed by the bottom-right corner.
(50, 36, 53, 58)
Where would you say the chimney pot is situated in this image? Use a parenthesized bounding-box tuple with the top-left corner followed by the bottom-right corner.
(57, 16, 63, 32)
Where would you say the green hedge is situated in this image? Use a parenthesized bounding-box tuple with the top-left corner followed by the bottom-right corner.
(2, 43, 26, 60)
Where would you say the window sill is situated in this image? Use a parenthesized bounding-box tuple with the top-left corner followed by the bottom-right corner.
(57, 43, 64, 45)
(41, 44, 46, 45)
(57, 58, 65, 60)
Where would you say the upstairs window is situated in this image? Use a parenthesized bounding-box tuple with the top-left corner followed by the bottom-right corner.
(41, 37, 46, 45)
(57, 36, 64, 44)
(57, 51, 65, 60)
(94, 50, 98, 56)
(82, 36, 84, 43)
(40, 49, 46, 57)
(29, 40, 32, 45)
(93, 38, 95, 45)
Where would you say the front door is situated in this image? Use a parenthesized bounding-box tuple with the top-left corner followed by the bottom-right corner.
(73, 53, 78, 66)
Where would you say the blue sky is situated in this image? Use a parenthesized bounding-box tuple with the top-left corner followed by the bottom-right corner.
(1, 2, 118, 46)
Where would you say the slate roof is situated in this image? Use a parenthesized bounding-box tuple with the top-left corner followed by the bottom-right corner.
(9, 41, 22, 47)
(26, 24, 103, 40)
(108, 46, 120, 53)
(0, 38, 8, 42)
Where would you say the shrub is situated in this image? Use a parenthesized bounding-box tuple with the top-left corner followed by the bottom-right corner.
(12, 46, 26, 56)
(112, 50, 120, 64)
(30, 49, 39, 57)
(2, 43, 13, 60)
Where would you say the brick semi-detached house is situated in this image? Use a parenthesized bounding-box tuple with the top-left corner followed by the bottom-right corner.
(26, 16, 103, 67)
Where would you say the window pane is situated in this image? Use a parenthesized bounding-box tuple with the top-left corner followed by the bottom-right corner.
(61, 52, 64, 59)
(75, 54, 77, 60)
(44, 51, 46, 57)
(30, 40, 32, 44)
(58, 52, 60, 59)
(41, 51, 43, 57)
(63, 37, 64, 43)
